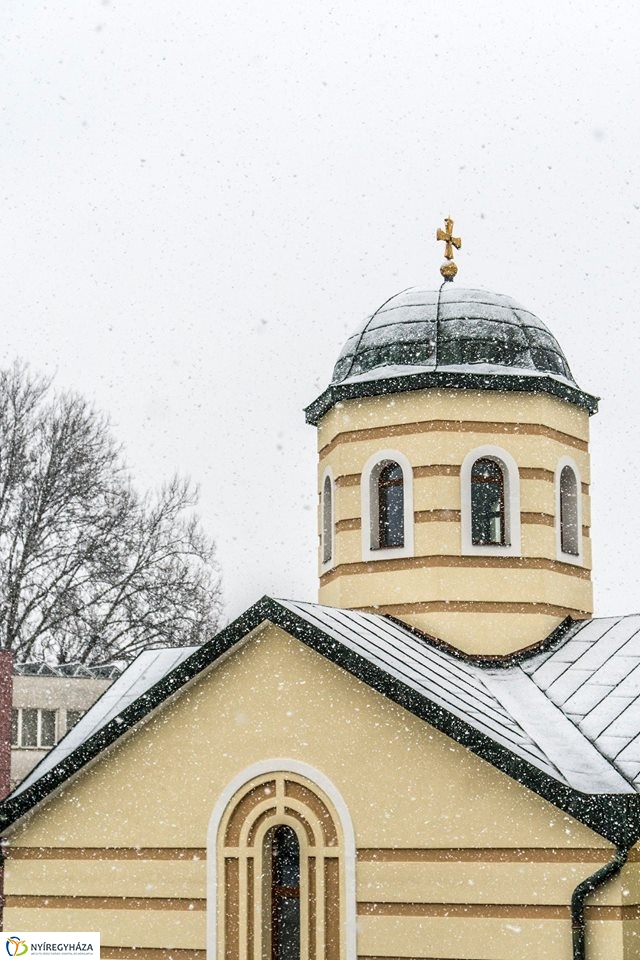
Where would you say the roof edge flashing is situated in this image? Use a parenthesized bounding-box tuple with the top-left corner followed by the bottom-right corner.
(305, 371, 599, 425)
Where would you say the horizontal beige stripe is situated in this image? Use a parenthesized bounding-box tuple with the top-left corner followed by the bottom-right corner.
(414, 464, 460, 478)
(521, 511, 554, 527)
(361, 600, 591, 618)
(102, 952, 205, 960)
(7, 846, 621, 865)
(590, 904, 640, 920)
(357, 902, 639, 921)
(335, 510, 564, 530)
(414, 509, 461, 523)
(335, 518, 361, 532)
(320, 554, 590, 585)
(319, 420, 588, 458)
(223, 846, 339, 858)
(357, 902, 570, 919)
(335, 473, 361, 488)
(333, 465, 590, 493)
(5, 847, 206, 861)
(357, 848, 615, 864)
(5, 894, 206, 911)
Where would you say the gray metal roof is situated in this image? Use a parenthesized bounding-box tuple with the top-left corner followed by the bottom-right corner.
(280, 601, 635, 795)
(522, 616, 640, 787)
(14, 661, 122, 679)
(11, 601, 639, 803)
(332, 286, 577, 386)
(5, 600, 640, 843)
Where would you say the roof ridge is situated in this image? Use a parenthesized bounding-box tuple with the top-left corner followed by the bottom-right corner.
(2, 596, 638, 847)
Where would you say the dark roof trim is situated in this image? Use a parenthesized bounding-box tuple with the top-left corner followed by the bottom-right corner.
(383, 613, 579, 669)
(0, 598, 636, 846)
(305, 371, 599, 425)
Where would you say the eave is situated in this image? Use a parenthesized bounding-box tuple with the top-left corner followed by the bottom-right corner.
(305, 370, 599, 425)
(0, 597, 636, 848)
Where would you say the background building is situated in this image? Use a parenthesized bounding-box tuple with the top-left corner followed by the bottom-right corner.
(10, 662, 120, 790)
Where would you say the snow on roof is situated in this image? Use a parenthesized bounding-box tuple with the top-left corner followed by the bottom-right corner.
(11, 645, 198, 799)
(336, 361, 578, 390)
(14, 661, 122, 679)
(278, 600, 570, 784)
(331, 286, 578, 387)
(280, 601, 637, 795)
(7, 601, 640, 817)
(522, 615, 640, 787)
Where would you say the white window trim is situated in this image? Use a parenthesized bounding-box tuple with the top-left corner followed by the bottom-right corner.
(360, 449, 414, 561)
(555, 455, 583, 565)
(460, 444, 521, 557)
(320, 466, 336, 573)
(11, 707, 58, 749)
(207, 758, 356, 960)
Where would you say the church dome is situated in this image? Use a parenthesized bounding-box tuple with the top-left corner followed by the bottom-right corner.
(305, 284, 598, 425)
(332, 286, 575, 385)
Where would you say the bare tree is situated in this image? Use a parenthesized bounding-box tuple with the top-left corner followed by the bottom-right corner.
(0, 362, 222, 665)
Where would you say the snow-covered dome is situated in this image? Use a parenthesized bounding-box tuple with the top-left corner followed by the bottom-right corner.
(305, 285, 598, 425)
(332, 286, 575, 385)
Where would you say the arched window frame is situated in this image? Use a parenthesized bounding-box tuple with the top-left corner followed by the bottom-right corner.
(460, 445, 521, 557)
(555, 456, 583, 565)
(207, 759, 356, 960)
(320, 467, 335, 572)
(360, 449, 414, 561)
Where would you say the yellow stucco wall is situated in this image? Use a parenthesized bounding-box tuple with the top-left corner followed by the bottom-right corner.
(316, 388, 593, 653)
(3, 624, 627, 959)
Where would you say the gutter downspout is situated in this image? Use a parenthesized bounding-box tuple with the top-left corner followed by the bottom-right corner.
(571, 845, 628, 960)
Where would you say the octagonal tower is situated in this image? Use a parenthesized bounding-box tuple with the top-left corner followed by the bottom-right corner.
(305, 285, 598, 656)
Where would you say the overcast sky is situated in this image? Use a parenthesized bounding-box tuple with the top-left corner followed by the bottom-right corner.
(2, 1, 640, 624)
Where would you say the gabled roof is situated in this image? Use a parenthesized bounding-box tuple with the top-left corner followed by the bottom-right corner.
(2, 598, 639, 847)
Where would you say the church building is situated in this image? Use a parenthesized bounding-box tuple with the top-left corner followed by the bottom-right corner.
(1, 225, 639, 960)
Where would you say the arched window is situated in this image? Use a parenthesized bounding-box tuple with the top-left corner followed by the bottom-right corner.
(322, 473, 333, 564)
(461, 446, 520, 556)
(361, 450, 414, 560)
(471, 457, 506, 545)
(213, 768, 352, 960)
(376, 461, 404, 548)
(269, 824, 301, 960)
(559, 464, 579, 556)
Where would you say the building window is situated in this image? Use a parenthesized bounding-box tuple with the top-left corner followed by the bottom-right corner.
(322, 472, 333, 565)
(460, 445, 521, 557)
(66, 710, 83, 731)
(556, 458, 582, 562)
(215, 770, 347, 960)
(360, 450, 414, 560)
(471, 457, 506, 546)
(376, 461, 404, 548)
(269, 824, 301, 960)
(11, 708, 56, 748)
(559, 465, 579, 555)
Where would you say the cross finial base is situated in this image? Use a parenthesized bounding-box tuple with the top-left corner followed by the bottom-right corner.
(440, 261, 458, 281)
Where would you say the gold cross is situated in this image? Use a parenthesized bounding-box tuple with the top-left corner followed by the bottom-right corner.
(437, 217, 461, 260)
(436, 217, 461, 280)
